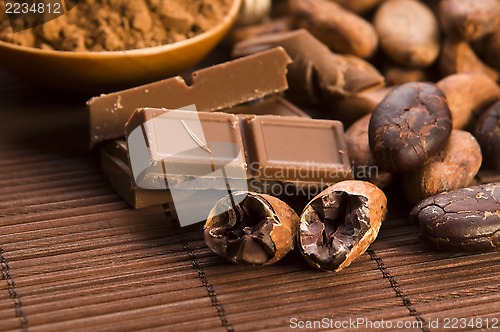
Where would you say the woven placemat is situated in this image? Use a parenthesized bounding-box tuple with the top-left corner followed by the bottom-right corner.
(1, 73, 499, 332)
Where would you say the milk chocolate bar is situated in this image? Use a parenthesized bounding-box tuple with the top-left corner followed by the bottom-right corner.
(125, 108, 351, 192)
(101, 97, 311, 208)
(88, 47, 292, 146)
(100, 140, 173, 208)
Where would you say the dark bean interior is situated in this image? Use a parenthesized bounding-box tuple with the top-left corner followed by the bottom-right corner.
(206, 193, 277, 265)
(302, 191, 370, 269)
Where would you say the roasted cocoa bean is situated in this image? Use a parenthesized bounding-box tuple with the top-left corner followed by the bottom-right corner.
(298, 180, 387, 271)
(233, 30, 385, 107)
(204, 192, 298, 265)
(439, 39, 499, 82)
(374, 0, 440, 68)
(438, 0, 500, 41)
(345, 114, 393, 188)
(290, 0, 378, 59)
(231, 17, 293, 44)
(403, 130, 482, 204)
(330, 0, 384, 14)
(475, 101, 500, 170)
(330, 87, 393, 126)
(436, 73, 500, 129)
(410, 183, 500, 252)
(383, 65, 429, 86)
(369, 82, 453, 173)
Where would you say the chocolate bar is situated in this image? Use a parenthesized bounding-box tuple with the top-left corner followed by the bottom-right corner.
(101, 97, 312, 209)
(232, 29, 384, 106)
(229, 96, 311, 118)
(88, 47, 292, 146)
(100, 140, 173, 208)
(125, 108, 351, 193)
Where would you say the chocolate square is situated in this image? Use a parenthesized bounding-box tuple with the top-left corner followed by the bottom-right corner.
(244, 116, 351, 183)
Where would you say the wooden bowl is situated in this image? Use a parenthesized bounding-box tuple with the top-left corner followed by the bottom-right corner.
(0, 0, 242, 93)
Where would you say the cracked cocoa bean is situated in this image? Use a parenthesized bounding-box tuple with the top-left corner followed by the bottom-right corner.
(410, 183, 500, 252)
(204, 192, 298, 265)
(475, 101, 500, 170)
(298, 180, 387, 271)
(402, 130, 482, 204)
(368, 82, 453, 173)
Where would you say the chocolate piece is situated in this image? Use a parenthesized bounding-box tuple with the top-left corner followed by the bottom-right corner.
(100, 98, 313, 209)
(204, 192, 298, 265)
(298, 180, 387, 272)
(88, 47, 292, 146)
(410, 183, 500, 252)
(290, 0, 378, 59)
(232, 29, 384, 107)
(228, 96, 310, 118)
(100, 140, 173, 208)
(475, 101, 500, 170)
(126, 107, 248, 191)
(368, 82, 453, 173)
(402, 130, 482, 204)
(125, 107, 351, 192)
(244, 115, 349, 183)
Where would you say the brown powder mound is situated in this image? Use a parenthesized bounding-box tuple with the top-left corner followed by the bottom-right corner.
(0, 0, 232, 51)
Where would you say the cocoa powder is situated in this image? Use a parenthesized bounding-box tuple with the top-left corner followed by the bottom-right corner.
(0, 0, 232, 51)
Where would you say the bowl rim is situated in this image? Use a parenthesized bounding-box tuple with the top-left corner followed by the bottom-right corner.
(0, 0, 242, 58)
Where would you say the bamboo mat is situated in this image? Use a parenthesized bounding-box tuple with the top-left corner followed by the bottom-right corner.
(0, 71, 499, 332)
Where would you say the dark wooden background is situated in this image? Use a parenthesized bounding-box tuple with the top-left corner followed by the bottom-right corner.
(1, 70, 499, 332)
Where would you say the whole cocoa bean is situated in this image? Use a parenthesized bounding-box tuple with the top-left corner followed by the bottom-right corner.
(290, 0, 378, 59)
(369, 82, 452, 173)
(438, 0, 500, 41)
(329, 86, 393, 126)
(402, 130, 482, 204)
(475, 101, 500, 171)
(345, 114, 393, 187)
(439, 39, 499, 82)
(410, 183, 500, 252)
(330, 0, 384, 14)
(231, 17, 293, 44)
(298, 180, 387, 271)
(374, 0, 440, 68)
(436, 73, 500, 129)
(383, 65, 429, 86)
